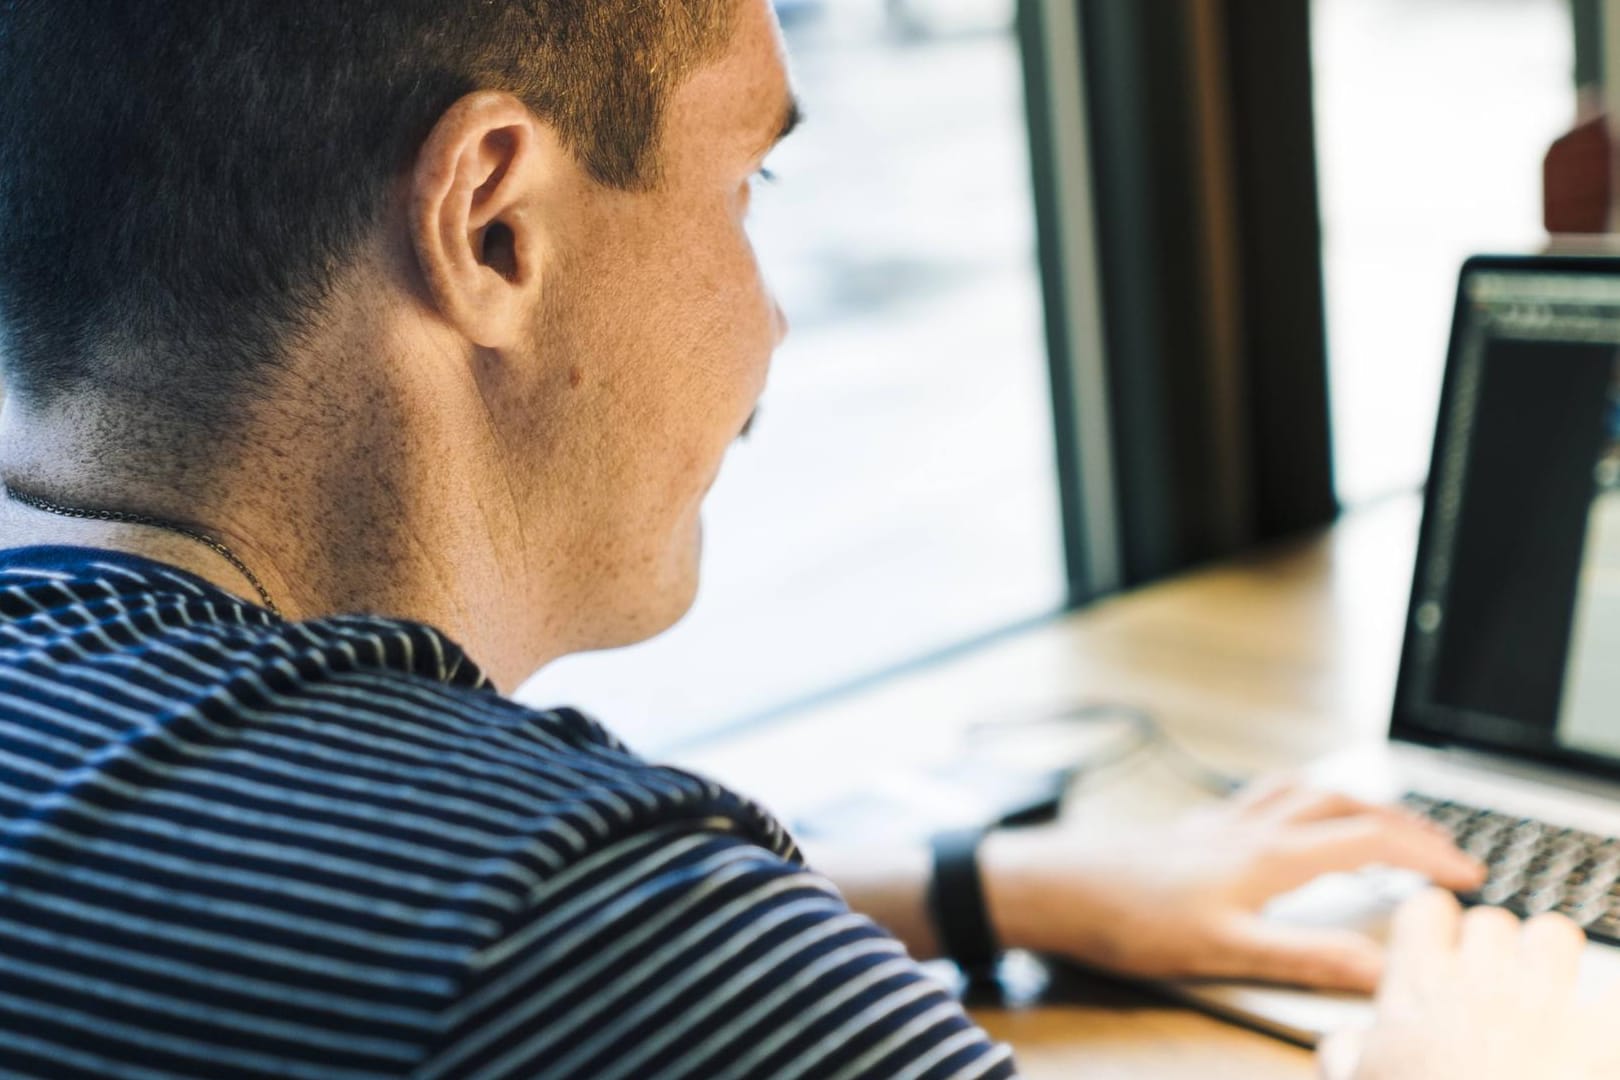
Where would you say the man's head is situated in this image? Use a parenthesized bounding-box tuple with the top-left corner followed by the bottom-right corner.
(0, 0, 798, 685)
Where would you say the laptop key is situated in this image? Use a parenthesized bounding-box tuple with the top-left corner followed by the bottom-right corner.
(1590, 913, 1620, 945)
(1405, 791, 1620, 946)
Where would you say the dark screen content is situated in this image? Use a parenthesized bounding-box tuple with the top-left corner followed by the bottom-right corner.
(1425, 337, 1616, 742)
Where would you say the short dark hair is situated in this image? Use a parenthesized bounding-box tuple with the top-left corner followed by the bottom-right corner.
(0, 0, 733, 429)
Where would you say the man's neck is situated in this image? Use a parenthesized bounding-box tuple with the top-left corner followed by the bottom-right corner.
(0, 393, 554, 693)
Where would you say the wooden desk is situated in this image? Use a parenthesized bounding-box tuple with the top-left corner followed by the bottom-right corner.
(676, 497, 1422, 1077)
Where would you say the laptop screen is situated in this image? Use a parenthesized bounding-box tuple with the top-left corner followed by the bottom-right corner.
(1394, 257, 1620, 775)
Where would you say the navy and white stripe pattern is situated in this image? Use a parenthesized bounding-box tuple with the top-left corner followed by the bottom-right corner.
(0, 547, 1017, 1078)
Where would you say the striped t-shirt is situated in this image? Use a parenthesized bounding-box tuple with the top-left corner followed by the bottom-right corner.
(0, 546, 1018, 1079)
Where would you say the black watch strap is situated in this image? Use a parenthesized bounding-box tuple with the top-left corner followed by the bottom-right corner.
(927, 827, 1002, 974)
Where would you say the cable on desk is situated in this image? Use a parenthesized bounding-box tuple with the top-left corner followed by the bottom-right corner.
(790, 702, 1250, 842)
(963, 701, 1249, 811)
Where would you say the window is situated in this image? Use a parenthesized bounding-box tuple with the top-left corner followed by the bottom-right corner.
(1314, 0, 1577, 504)
(518, 1, 1066, 751)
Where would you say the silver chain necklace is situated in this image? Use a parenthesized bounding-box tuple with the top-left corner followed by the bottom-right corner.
(4, 484, 282, 617)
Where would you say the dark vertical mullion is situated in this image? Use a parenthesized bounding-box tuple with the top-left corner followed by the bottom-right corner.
(1225, 0, 1338, 534)
(1079, 0, 1226, 583)
(1574, 0, 1603, 90)
(1018, 0, 1094, 607)
(1079, 0, 1175, 583)
(1018, 0, 1124, 606)
(1022, 0, 1337, 597)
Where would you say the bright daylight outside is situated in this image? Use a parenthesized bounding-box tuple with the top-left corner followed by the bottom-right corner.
(1315, 0, 1578, 504)
(519, 0, 1067, 750)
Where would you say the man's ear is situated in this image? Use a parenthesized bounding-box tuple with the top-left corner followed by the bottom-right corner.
(409, 91, 558, 351)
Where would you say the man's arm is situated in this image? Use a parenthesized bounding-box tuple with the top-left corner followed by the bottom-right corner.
(418, 824, 1016, 1080)
(806, 781, 1485, 993)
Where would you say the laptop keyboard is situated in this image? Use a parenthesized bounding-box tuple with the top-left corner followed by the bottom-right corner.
(1402, 792, 1620, 945)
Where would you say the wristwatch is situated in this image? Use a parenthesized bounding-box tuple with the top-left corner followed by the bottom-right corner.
(927, 826, 1002, 976)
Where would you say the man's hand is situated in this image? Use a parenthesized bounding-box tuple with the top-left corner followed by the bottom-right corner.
(979, 779, 1486, 991)
(1317, 889, 1620, 1079)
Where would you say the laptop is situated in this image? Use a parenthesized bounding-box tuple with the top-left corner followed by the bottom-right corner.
(1164, 254, 1620, 1043)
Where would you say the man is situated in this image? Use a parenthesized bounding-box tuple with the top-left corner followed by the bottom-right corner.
(0, 1, 1609, 1076)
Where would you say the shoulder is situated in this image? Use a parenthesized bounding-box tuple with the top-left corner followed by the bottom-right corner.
(183, 612, 805, 868)
(269, 624, 801, 863)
